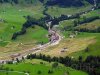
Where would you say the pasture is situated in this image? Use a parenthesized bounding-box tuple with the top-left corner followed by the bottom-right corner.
(0, 59, 88, 75)
(47, 5, 92, 17)
(0, 4, 48, 59)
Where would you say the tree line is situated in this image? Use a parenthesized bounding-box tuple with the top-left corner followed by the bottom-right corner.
(74, 26, 100, 33)
(79, 16, 99, 25)
(11, 13, 81, 40)
(74, 16, 100, 33)
(0, 0, 35, 4)
(46, 0, 100, 7)
(11, 4, 99, 40)
(26, 53, 100, 75)
(1, 0, 100, 7)
(11, 14, 100, 40)
(11, 16, 48, 40)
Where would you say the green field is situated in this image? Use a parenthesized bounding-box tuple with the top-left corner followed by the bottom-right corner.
(0, 59, 88, 75)
(47, 5, 92, 17)
(81, 9, 100, 18)
(0, 4, 48, 45)
(0, 71, 25, 75)
(14, 26, 49, 43)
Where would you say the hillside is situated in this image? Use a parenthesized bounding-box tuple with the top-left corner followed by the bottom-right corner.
(0, 0, 100, 7)
(0, 59, 88, 75)
(0, 0, 100, 59)
(0, 0, 100, 75)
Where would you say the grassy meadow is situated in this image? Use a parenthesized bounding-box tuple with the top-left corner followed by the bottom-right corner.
(0, 4, 47, 44)
(0, 59, 88, 75)
(0, 3, 43, 35)
(0, 4, 48, 59)
(47, 5, 92, 17)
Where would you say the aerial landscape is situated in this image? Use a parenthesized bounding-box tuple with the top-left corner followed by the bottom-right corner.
(0, 0, 100, 75)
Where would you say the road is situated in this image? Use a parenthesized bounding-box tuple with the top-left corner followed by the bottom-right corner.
(18, 32, 63, 60)
(0, 31, 63, 63)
